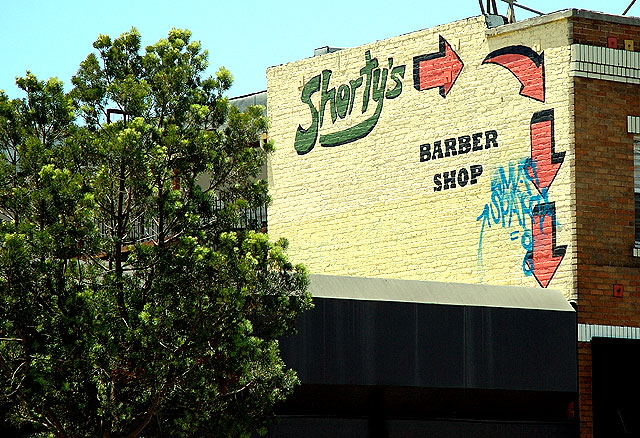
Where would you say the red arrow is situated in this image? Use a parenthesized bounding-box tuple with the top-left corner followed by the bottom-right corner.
(527, 109, 565, 193)
(483, 45, 545, 102)
(413, 35, 464, 98)
(530, 203, 566, 288)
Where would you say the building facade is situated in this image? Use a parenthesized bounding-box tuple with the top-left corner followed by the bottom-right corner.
(265, 9, 640, 438)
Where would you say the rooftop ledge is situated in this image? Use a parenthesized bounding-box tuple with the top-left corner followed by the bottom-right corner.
(486, 8, 640, 36)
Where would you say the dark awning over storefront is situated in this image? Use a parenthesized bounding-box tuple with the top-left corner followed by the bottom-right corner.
(280, 274, 576, 393)
(274, 274, 577, 438)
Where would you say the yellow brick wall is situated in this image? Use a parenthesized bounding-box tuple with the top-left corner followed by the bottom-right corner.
(266, 15, 576, 297)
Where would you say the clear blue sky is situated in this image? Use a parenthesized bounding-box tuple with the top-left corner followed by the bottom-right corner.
(0, 0, 634, 99)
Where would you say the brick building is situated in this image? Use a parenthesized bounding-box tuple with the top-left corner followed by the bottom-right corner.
(263, 9, 640, 438)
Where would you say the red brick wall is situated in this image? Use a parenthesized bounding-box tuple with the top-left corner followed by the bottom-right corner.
(573, 73, 640, 325)
(578, 342, 593, 438)
(571, 16, 640, 46)
(572, 27, 640, 309)
(572, 15, 640, 438)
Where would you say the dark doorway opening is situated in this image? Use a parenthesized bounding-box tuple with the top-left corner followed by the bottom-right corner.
(592, 337, 640, 437)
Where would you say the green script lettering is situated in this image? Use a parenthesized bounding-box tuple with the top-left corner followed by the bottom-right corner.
(294, 74, 321, 155)
(293, 50, 406, 154)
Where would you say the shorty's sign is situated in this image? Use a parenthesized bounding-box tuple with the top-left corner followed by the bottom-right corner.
(294, 50, 406, 155)
(268, 17, 573, 291)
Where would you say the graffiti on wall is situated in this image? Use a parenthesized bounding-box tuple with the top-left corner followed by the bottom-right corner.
(529, 201, 566, 288)
(476, 157, 543, 278)
(290, 35, 566, 287)
(477, 44, 567, 288)
(476, 106, 566, 287)
(526, 109, 566, 287)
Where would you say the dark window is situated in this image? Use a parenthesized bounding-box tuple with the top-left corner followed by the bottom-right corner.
(592, 338, 640, 438)
(635, 139, 640, 248)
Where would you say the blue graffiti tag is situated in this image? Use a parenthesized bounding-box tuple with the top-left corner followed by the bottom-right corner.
(476, 158, 548, 276)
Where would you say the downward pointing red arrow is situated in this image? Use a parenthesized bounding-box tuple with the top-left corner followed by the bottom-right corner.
(530, 203, 566, 288)
(527, 109, 565, 193)
(483, 45, 545, 102)
(413, 35, 464, 98)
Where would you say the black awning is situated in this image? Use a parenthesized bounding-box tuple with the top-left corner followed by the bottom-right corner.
(280, 274, 576, 393)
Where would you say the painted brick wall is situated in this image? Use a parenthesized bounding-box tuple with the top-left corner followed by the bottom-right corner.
(264, 10, 640, 438)
(267, 14, 575, 295)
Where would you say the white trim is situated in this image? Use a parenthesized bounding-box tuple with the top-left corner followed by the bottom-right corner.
(629, 116, 640, 134)
(571, 44, 640, 84)
(578, 323, 640, 342)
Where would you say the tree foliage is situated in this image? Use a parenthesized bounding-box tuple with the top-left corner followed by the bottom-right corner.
(0, 28, 311, 437)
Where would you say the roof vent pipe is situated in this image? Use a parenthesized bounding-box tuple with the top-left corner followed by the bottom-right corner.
(314, 46, 343, 57)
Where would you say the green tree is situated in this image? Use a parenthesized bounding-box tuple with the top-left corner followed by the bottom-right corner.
(0, 28, 311, 437)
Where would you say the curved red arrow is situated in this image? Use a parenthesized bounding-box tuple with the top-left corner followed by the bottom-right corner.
(530, 203, 566, 288)
(483, 45, 545, 102)
(413, 35, 464, 98)
(527, 109, 565, 193)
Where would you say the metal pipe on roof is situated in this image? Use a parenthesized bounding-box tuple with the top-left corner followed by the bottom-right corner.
(623, 0, 637, 15)
(500, 0, 544, 16)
